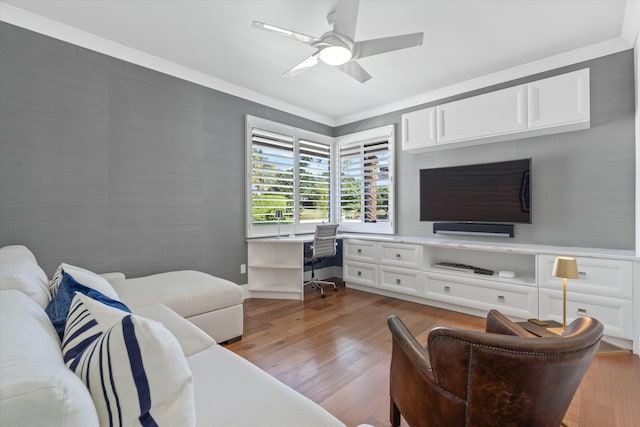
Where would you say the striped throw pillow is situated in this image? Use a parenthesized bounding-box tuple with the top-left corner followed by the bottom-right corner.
(63, 293, 195, 427)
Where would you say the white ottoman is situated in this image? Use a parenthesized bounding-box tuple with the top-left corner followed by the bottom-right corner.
(112, 270, 244, 343)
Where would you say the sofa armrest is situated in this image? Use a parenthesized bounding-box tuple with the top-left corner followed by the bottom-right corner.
(99, 272, 126, 284)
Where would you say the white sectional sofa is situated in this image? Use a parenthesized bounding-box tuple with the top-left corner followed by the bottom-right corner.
(0, 245, 345, 427)
(109, 269, 245, 344)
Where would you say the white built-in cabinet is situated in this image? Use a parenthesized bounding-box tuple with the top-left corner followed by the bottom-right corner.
(527, 69, 590, 129)
(401, 107, 437, 150)
(343, 236, 637, 352)
(401, 68, 590, 151)
(437, 85, 528, 143)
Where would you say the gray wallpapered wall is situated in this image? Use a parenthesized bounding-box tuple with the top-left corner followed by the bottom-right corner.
(0, 23, 331, 281)
(335, 51, 636, 250)
(0, 22, 635, 284)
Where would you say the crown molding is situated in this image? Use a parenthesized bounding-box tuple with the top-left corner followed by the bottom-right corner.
(0, 2, 633, 129)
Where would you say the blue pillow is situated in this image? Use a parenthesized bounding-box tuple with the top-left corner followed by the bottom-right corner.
(45, 271, 130, 340)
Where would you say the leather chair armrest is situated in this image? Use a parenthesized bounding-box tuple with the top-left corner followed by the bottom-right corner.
(485, 309, 535, 337)
(387, 315, 434, 382)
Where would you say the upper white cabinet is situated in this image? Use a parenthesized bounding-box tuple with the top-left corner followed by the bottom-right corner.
(401, 68, 590, 151)
(401, 107, 437, 149)
(527, 68, 590, 130)
(437, 85, 528, 143)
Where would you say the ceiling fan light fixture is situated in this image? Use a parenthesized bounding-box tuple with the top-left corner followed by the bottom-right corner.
(318, 45, 352, 65)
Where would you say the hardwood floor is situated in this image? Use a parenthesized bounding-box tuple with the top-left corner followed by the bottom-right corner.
(226, 283, 640, 427)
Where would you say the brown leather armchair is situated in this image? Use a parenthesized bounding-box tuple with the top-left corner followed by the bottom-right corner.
(387, 310, 603, 427)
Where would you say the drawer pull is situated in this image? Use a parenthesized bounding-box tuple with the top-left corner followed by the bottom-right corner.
(578, 271, 587, 278)
(497, 295, 505, 302)
(444, 286, 450, 293)
(357, 248, 362, 254)
(396, 253, 401, 258)
(396, 278, 401, 285)
(357, 271, 362, 276)
(577, 308, 587, 315)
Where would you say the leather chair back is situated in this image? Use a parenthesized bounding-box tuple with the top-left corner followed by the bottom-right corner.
(388, 310, 603, 427)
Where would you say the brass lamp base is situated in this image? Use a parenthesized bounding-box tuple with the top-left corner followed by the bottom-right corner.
(546, 326, 564, 336)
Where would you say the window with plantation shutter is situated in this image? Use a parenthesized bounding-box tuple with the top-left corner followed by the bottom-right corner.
(250, 128, 295, 227)
(337, 125, 395, 234)
(298, 139, 331, 224)
(246, 116, 333, 237)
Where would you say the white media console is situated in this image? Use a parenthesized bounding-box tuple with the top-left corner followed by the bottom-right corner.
(341, 235, 639, 354)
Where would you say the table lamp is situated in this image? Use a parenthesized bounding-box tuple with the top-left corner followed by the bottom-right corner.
(547, 256, 579, 336)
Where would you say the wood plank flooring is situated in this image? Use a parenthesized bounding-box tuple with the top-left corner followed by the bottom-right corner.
(226, 283, 640, 427)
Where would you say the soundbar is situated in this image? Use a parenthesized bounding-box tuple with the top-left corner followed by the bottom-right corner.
(433, 222, 515, 238)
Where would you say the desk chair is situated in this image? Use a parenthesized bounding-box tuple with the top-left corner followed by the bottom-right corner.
(304, 224, 339, 298)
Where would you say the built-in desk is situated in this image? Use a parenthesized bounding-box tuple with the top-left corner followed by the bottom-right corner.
(247, 233, 639, 353)
(246, 234, 344, 300)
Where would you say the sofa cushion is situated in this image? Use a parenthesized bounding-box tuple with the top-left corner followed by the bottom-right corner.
(63, 293, 195, 427)
(187, 345, 345, 427)
(0, 290, 99, 426)
(113, 270, 243, 318)
(46, 272, 130, 340)
(0, 245, 50, 308)
(132, 304, 216, 357)
(49, 262, 119, 300)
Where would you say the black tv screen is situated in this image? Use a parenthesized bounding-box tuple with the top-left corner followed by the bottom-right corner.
(420, 158, 531, 224)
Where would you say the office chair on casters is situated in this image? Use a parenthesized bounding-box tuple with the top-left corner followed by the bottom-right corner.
(304, 224, 339, 298)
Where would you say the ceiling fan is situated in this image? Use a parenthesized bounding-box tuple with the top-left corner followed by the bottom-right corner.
(252, 0, 424, 83)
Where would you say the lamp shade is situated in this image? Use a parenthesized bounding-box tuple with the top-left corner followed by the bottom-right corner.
(552, 256, 579, 279)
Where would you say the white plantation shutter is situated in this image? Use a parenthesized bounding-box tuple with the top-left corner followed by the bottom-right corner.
(246, 116, 333, 237)
(250, 128, 295, 226)
(298, 139, 331, 223)
(338, 125, 394, 234)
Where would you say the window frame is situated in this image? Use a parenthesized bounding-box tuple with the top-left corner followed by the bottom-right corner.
(246, 116, 334, 238)
(335, 124, 395, 234)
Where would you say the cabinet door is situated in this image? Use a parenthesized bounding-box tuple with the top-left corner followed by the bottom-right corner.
(378, 242, 422, 269)
(539, 289, 632, 339)
(343, 239, 377, 262)
(401, 107, 437, 150)
(343, 260, 377, 288)
(379, 266, 422, 297)
(538, 254, 632, 299)
(437, 85, 527, 143)
(527, 68, 589, 129)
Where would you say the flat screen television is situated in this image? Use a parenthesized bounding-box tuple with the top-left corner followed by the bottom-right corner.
(419, 158, 531, 224)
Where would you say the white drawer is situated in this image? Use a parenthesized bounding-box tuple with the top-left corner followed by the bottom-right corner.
(424, 273, 537, 320)
(539, 289, 633, 340)
(378, 242, 422, 269)
(538, 255, 632, 299)
(343, 239, 377, 262)
(343, 260, 377, 288)
(379, 266, 422, 297)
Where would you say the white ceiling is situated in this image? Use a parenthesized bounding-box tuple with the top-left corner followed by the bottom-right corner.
(0, 0, 633, 126)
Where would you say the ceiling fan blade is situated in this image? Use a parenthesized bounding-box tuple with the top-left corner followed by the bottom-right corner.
(284, 52, 320, 77)
(354, 32, 424, 59)
(252, 20, 319, 45)
(337, 61, 371, 83)
(333, 0, 359, 41)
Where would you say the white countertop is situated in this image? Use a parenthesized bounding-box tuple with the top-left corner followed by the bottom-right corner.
(248, 233, 640, 260)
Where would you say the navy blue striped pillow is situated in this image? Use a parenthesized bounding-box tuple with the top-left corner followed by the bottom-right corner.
(63, 293, 195, 426)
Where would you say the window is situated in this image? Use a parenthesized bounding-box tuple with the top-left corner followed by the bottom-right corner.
(337, 125, 395, 234)
(246, 116, 332, 237)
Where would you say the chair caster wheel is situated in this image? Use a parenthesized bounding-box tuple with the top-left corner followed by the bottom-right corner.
(321, 294, 326, 298)
(334, 288, 338, 292)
